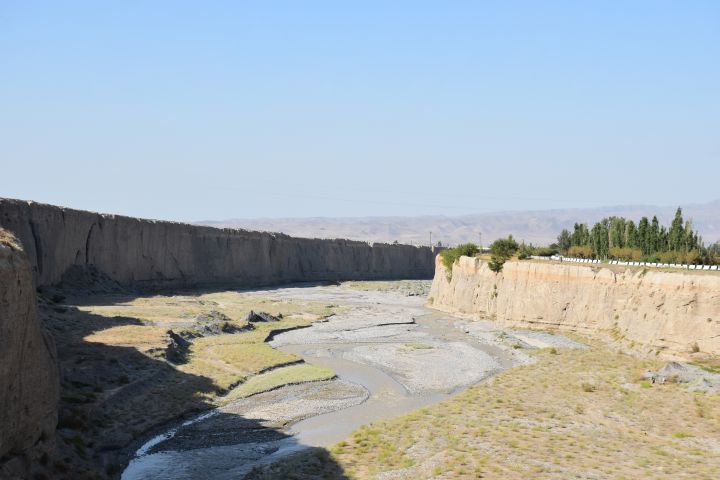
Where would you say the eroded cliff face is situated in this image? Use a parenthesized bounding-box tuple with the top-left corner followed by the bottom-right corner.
(429, 256, 720, 356)
(0, 199, 436, 289)
(0, 230, 59, 465)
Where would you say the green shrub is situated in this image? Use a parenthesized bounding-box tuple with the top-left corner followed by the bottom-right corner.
(488, 256, 505, 273)
(488, 236, 518, 273)
(439, 243, 479, 273)
(609, 247, 642, 261)
(517, 242, 532, 260)
(517, 244, 559, 259)
(568, 245, 593, 258)
(534, 246, 558, 257)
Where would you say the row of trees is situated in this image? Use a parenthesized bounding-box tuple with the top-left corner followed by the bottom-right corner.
(555, 208, 713, 263)
(439, 208, 718, 276)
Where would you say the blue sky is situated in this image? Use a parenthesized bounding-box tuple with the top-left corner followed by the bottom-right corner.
(1, 1, 718, 221)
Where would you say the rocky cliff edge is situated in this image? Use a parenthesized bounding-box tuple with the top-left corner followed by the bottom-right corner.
(0, 229, 59, 476)
(429, 256, 720, 357)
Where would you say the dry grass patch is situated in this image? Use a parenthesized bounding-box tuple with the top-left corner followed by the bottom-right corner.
(342, 280, 422, 291)
(252, 341, 720, 479)
(83, 325, 169, 353)
(226, 364, 335, 400)
(0, 229, 22, 250)
(405, 342, 433, 350)
(341, 280, 430, 298)
(79, 291, 340, 327)
(181, 341, 300, 391)
(76, 290, 340, 398)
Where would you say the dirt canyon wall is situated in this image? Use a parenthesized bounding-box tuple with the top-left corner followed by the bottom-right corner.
(0, 231, 59, 466)
(0, 198, 436, 289)
(0, 198, 436, 477)
(429, 256, 720, 356)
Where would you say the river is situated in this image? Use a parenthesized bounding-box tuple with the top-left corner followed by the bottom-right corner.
(122, 282, 572, 479)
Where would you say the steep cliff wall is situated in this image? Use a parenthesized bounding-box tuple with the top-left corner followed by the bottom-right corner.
(0, 199, 436, 289)
(0, 230, 59, 460)
(429, 256, 720, 356)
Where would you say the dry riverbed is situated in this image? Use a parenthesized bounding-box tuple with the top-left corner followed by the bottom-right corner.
(47, 279, 707, 480)
(38, 284, 345, 478)
(117, 281, 584, 479)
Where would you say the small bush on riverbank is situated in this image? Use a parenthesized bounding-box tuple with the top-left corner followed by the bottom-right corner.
(488, 236, 519, 273)
(439, 243, 479, 276)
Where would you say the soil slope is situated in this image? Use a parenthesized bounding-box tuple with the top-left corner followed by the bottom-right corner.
(429, 256, 720, 356)
(0, 230, 59, 478)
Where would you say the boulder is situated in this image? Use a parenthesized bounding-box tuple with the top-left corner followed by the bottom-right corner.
(644, 362, 720, 393)
(165, 330, 192, 364)
(245, 310, 280, 323)
(195, 310, 247, 335)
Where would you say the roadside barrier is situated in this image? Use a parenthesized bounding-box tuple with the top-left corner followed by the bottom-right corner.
(539, 255, 719, 271)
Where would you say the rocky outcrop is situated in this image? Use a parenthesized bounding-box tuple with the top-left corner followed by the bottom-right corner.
(0, 230, 59, 460)
(0, 198, 436, 289)
(429, 256, 720, 356)
(245, 311, 280, 323)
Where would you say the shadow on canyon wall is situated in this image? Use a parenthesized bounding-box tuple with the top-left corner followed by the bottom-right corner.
(39, 286, 349, 479)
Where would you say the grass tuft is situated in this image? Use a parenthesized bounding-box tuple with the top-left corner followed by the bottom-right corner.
(225, 364, 335, 399)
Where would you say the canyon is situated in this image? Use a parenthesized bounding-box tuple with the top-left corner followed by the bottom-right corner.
(0, 198, 437, 479)
(1, 199, 720, 479)
(0, 198, 436, 289)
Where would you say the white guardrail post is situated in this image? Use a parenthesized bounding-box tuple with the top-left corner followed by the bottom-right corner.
(546, 256, 718, 271)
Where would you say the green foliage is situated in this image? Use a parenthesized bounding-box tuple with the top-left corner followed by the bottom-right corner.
(517, 242, 533, 260)
(534, 246, 559, 257)
(439, 243, 479, 273)
(608, 247, 642, 261)
(704, 242, 720, 265)
(568, 245, 593, 258)
(516, 242, 558, 259)
(590, 222, 610, 259)
(490, 235, 518, 259)
(570, 223, 590, 247)
(488, 257, 505, 273)
(557, 229, 572, 252)
(488, 236, 518, 273)
(560, 207, 706, 262)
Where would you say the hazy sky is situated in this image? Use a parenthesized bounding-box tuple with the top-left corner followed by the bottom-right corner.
(1, 1, 718, 221)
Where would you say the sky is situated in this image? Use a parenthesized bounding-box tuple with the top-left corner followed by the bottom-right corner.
(1, 1, 718, 222)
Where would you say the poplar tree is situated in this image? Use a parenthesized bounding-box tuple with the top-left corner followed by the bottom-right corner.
(558, 208, 702, 260)
(650, 216, 660, 253)
(557, 229, 572, 252)
(669, 207, 685, 251)
(625, 220, 638, 248)
(638, 217, 650, 254)
(590, 222, 609, 258)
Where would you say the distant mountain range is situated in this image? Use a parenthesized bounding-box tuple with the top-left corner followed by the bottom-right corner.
(196, 200, 720, 247)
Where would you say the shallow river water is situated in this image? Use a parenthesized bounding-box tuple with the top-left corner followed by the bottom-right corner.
(122, 282, 576, 479)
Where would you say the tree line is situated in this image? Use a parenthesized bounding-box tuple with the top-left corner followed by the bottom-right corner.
(438, 207, 719, 276)
(555, 207, 716, 264)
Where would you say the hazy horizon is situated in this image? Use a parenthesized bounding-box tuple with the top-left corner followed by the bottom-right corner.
(198, 199, 720, 222)
(198, 199, 720, 247)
